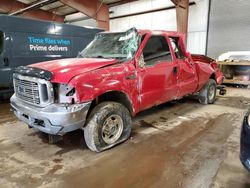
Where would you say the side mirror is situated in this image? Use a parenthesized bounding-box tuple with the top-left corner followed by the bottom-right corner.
(138, 54, 146, 68)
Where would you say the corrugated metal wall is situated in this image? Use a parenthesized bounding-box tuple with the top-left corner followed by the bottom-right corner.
(110, 0, 176, 30)
(187, 31, 207, 54)
(207, 0, 250, 59)
(187, 0, 208, 54)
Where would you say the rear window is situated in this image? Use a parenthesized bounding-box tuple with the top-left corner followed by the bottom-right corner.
(0, 31, 3, 54)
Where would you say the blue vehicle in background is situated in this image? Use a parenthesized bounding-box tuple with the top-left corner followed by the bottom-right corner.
(0, 15, 102, 99)
(240, 110, 250, 172)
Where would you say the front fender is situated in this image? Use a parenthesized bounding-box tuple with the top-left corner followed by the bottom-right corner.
(69, 68, 139, 115)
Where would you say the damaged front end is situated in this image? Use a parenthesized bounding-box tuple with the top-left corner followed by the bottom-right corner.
(10, 67, 91, 136)
(10, 27, 141, 139)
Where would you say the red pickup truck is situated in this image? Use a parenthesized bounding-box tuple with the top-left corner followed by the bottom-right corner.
(10, 28, 224, 152)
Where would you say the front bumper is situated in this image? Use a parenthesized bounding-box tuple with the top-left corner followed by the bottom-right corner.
(240, 110, 250, 172)
(10, 94, 91, 135)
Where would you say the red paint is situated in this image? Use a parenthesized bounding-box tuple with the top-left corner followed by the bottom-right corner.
(29, 30, 223, 116)
(30, 58, 118, 83)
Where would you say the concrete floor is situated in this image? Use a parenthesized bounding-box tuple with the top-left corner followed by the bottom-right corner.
(0, 87, 250, 188)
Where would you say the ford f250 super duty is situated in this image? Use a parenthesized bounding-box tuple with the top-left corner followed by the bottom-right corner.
(10, 28, 224, 152)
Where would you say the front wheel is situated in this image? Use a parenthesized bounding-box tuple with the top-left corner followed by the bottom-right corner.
(84, 102, 132, 152)
(199, 79, 217, 104)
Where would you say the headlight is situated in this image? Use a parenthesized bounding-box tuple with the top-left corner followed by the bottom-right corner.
(55, 83, 77, 104)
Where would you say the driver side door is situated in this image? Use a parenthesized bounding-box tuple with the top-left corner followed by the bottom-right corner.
(137, 34, 178, 111)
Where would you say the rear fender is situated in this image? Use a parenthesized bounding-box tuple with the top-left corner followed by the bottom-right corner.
(192, 54, 224, 86)
(195, 62, 215, 91)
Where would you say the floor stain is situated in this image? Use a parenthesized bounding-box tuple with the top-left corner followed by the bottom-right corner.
(0, 88, 250, 188)
(48, 164, 63, 174)
(62, 114, 234, 188)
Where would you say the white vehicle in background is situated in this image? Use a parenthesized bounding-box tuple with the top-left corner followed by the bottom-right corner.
(218, 51, 250, 62)
(217, 51, 250, 86)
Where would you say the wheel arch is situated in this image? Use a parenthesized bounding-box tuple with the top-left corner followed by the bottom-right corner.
(87, 90, 134, 118)
(209, 72, 216, 81)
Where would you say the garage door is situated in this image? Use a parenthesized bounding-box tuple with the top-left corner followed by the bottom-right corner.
(207, 0, 250, 59)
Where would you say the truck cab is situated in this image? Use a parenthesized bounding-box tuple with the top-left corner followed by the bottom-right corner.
(10, 28, 223, 152)
(136, 30, 198, 110)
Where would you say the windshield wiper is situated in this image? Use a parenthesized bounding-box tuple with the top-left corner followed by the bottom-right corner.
(77, 53, 83, 58)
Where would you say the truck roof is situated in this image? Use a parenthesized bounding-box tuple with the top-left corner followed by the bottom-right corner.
(99, 28, 184, 37)
(138, 29, 184, 37)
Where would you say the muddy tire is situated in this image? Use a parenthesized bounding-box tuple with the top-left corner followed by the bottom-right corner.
(84, 102, 132, 152)
(199, 79, 217, 104)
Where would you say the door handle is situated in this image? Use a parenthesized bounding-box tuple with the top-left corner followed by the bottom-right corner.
(173, 66, 178, 74)
(3, 57, 9, 66)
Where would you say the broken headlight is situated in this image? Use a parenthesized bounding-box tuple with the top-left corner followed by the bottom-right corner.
(54, 83, 77, 104)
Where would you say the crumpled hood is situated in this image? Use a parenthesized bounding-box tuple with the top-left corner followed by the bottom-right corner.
(29, 58, 118, 83)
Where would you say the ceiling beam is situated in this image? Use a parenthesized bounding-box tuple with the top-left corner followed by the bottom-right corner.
(0, 0, 64, 22)
(171, 0, 177, 5)
(10, 0, 58, 16)
(171, 0, 189, 41)
(59, 0, 109, 30)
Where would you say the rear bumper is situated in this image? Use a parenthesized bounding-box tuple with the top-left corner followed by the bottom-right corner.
(240, 110, 250, 172)
(10, 94, 91, 135)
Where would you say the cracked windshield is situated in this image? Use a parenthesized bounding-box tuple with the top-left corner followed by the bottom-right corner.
(79, 28, 140, 60)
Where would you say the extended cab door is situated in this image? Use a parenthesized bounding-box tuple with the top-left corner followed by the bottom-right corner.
(169, 36, 197, 98)
(137, 34, 178, 111)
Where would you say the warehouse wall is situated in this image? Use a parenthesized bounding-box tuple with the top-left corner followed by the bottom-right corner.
(70, 0, 209, 55)
(110, 0, 176, 30)
(187, 0, 209, 54)
(110, 0, 209, 54)
(207, 0, 250, 59)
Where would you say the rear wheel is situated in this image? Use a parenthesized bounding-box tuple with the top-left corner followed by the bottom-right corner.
(84, 102, 132, 152)
(199, 79, 217, 104)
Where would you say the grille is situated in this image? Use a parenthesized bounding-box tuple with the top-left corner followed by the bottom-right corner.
(14, 77, 40, 105)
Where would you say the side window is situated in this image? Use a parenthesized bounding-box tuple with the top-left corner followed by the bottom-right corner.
(0, 31, 3, 54)
(169, 37, 185, 59)
(142, 35, 172, 66)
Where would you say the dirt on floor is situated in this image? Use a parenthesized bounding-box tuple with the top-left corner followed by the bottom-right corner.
(0, 87, 250, 188)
